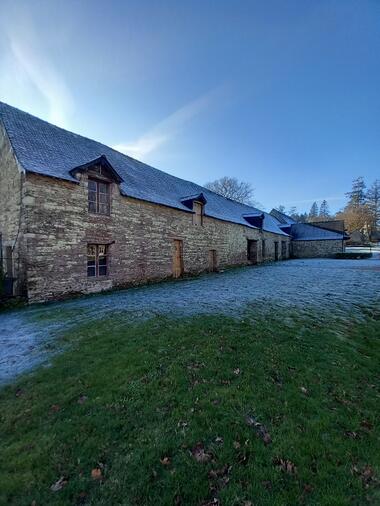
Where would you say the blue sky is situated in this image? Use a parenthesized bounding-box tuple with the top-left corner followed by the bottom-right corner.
(0, 0, 379, 213)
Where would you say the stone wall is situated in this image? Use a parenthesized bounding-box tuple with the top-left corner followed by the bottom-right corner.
(24, 172, 290, 302)
(0, 125, 26, 295)
(291, 239, 343, 258)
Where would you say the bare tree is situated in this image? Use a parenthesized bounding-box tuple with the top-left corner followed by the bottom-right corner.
(204, 177, 256, 206)
(336, 205, 372, 239)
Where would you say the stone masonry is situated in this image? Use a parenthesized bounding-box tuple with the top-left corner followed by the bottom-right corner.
(291, 239, 343, 258)
(24, 172, 290, 302)
(1, 131, 290, 302)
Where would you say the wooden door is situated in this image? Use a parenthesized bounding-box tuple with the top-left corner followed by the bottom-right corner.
(281, 241, 287, 259)
(274, 241, 279, 261)
(247, 240, 258, 264)
(208, 249, 217, 272)
(173, 240, 184, 278)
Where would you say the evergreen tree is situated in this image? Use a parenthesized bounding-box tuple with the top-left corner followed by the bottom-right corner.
(276, 205, 286, 213)
(366, 179, 380, 230)
(346, 177, 366, 208)
(319, 200, 330, 218)
(308, 201, 319, 221)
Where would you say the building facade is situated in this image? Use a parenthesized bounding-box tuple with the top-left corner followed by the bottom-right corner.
(0, 103, 344, 303)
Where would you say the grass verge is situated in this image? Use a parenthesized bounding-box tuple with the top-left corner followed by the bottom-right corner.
(1, 307, 379, 505)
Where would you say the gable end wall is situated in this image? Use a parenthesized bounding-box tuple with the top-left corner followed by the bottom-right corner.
(0, 124, 26, 295)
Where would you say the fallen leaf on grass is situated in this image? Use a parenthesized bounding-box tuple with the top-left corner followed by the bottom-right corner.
(208, 464, 232, 484)
(50, 476, 67, 492)
(215, 437, 223, 444)
(91, 468, 102, 480)
(360, 420, 373, 431)
(201, 499, 220, 506)
(345, 431, 360, 439)
(237, 452, 250, 466)
(273, 458, 297, 475)
(50, 404, 60, 413)
(233, 441, 241, 449)
(191, 443, 212, 463)
(300, 387, 308, 395)
(352, 465, 378, 488)
(160, 457, 171, 466)
(234, 368, 241, 375)
(246, 415, 272, 445)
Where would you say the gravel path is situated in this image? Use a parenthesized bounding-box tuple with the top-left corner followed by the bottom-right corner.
(1, 255, 379, 384)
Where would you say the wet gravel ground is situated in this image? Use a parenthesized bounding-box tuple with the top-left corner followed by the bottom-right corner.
(1, 254, 379, 384)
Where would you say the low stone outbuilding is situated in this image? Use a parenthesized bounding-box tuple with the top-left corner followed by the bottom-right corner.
(269, 209, 346, 258)
(0, 103, 345, 303)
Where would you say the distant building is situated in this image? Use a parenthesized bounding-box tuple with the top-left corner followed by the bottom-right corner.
(269, 210, 347, 259)
(1, 103, 346, 302)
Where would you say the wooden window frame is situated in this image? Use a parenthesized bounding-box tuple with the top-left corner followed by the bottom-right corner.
(87, 244, 108, 277)
(193, 201, 204, 226)
(88, 178, 110, 215)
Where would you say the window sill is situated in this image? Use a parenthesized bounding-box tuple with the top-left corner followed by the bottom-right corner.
(88, 212, 112, 218)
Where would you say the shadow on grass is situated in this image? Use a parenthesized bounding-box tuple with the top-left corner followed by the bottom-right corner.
(1, 306, 379, 505)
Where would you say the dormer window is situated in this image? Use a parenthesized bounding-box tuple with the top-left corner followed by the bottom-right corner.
(181, 193, 207, 226)
(193, 201, 204, 226)
(88, 178, 110, 214)
(70, 155, 123, 216)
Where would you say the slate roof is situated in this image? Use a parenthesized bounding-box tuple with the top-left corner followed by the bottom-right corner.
(0, 102, 287, 236)
(290, 223, 345, 241)
(269, 209, 346, 241)
(269, 208, 296, 225)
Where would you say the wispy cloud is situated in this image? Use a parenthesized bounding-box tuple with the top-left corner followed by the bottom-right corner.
(0, 4, 73, 127)
(113, 85, 227, 159)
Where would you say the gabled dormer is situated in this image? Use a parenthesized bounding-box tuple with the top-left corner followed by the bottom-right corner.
(180, 192, 207, 226)
(70, 155, 123, 215)
(242, 212, 264, 229)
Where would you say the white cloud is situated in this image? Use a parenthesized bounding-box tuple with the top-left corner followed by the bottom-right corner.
(0, 5, 74, 127)
(113, 85, 226, 159)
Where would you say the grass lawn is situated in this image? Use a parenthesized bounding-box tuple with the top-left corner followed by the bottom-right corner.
(0, 305, 379, 505)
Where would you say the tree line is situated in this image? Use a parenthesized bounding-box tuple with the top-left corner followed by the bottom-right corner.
(205, 175, 379, 240)
(276, 178, 379, 236)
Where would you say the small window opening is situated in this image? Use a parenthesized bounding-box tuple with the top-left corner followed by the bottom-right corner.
(87, 244, 108, 277)
(88, 178, 110, 215)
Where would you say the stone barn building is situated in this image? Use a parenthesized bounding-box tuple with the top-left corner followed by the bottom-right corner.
(0, 103, 345, 303)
